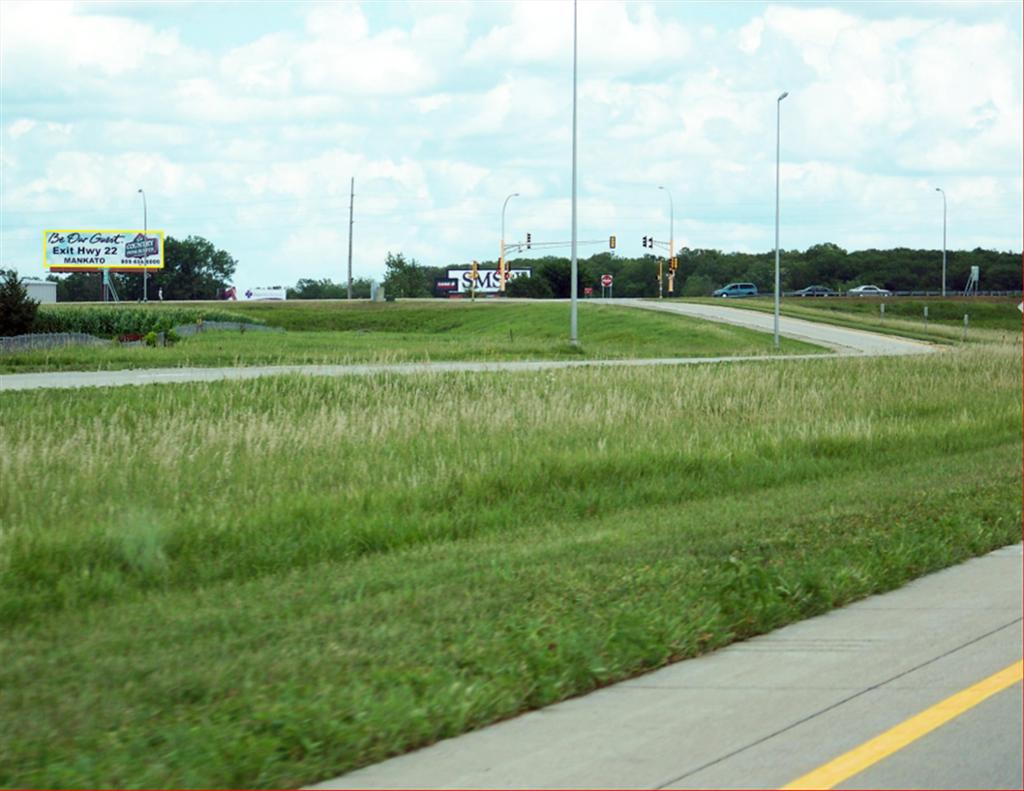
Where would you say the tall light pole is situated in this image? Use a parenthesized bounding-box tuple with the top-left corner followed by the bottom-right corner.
(659, 185, 673, 295)
(774, 91, 788, 349)
(347, 177, 355, 299)
(569, 0, 578, 343)
(500, 192, 519, 293)
(138, 188, 148, 302)
(935, 187, 946, 297)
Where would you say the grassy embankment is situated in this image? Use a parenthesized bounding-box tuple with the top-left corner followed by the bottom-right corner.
(1, 300, 821, 373)
(1, 345, 1020, 788)
(681, 295, 1022, 345)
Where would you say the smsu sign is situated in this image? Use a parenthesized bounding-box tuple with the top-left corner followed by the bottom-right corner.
(447, 267, 532, 294)
(44, 230, 165, 272)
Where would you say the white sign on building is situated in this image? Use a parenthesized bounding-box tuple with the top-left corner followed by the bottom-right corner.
(447, 268, 532, 294)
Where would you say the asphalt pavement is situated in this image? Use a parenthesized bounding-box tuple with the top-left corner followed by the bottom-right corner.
(311, 544, 1022, 790)
(608, 298, 933, 356)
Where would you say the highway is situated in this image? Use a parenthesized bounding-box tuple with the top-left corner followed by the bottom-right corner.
(310, 544, 1022, 790)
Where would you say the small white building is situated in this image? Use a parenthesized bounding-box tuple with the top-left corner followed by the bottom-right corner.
(22, 278, 57, 304)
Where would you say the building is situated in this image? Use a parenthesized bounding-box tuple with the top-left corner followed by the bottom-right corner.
(22, 278, 57, 304)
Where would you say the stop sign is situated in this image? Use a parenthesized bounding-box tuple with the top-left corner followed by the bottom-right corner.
(600, 274, 613, 287)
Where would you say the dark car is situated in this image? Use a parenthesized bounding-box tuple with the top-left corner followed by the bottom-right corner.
(794, 285, 838, 297)
(712, 282, 758, 298)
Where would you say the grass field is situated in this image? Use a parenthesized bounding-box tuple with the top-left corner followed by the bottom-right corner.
(2, 301, 821, 373)
(1, 345, 1020, 788)
(681, 295, 1023, 345)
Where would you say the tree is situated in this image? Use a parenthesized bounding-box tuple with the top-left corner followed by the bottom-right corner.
(505, 272, 554, 298)
(50, 271, 107, 302)
(382, 252, 430, 298)
(287, 277, 375, 299)
(119, 236, 236, 301)
(0, 270, 40, 336)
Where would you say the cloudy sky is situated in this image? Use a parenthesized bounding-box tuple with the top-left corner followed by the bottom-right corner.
(2, 0, 1021, 287)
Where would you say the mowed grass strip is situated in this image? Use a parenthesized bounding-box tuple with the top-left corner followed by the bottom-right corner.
(4, 301, 821, 373)
(0, 346, 1020, 788)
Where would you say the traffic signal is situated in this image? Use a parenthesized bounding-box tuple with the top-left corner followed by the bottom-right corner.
(670, 256, 678, 272)
(642, 236, 648, 248)
(609, 235, 616, 249)
(470, 260, 479, 281)
(526, 232, 532, 250)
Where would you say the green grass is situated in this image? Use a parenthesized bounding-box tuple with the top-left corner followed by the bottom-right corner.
(0, 346, 1020, 788)
(4, 301, 821, 373)
(680, 295, 1022, 345)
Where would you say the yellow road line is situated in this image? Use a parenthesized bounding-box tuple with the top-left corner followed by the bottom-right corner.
(782, 659, 1023, 790)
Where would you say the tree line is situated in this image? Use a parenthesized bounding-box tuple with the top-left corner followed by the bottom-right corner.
(46, 239, 1019, 303)
(357, 244, 1019, 300)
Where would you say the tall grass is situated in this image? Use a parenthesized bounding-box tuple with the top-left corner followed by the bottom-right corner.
(0, 346, 1019, 787)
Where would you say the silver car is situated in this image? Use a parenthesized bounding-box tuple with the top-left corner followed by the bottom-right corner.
(848, 284, 892, 297)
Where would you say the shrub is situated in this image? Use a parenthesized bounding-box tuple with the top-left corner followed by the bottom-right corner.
(0, 270, 40, 336)
(506, 274, 555, 299)
(33, 307, 262, 337)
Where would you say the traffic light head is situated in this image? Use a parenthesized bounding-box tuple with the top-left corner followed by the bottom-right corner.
(642, 236, 648, 248)
(609, 235, 616, 249)
(526, 232, 532, 249)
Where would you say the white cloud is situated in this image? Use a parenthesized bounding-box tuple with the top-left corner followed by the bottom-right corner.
(466, 0, 691, 74)
(0, 0, 200, 85)
(0, 0, 1020, 284)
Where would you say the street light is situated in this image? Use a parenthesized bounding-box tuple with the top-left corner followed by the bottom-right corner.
(774, 91, 788, 349)
(935, 187, 947, 297)
(658, 185, 673, 296)
(138, 188, 148, 302)
(500, 192, 519, 293)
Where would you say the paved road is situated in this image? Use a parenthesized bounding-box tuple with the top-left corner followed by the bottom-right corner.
(609, 298, 932, 356)
(0, 301, 933, 392)
(311, 544, 1022, 790)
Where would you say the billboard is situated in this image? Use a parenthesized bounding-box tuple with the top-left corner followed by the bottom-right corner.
(447, 267, 532, 294)
(224, 286, 287, 301)
(44, 230, 164, 271)
(435, 277, 460, 297)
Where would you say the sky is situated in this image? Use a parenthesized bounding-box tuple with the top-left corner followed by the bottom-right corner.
(1, 0, 1021, 288)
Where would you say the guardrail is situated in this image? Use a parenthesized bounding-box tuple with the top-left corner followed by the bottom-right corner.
(781, 290, 1023, 298)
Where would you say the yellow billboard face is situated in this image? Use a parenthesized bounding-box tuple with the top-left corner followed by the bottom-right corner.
(43, 230, 165, 271)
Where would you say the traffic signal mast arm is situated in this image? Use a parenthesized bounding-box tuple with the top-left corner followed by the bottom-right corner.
(505, 238, 613, 253)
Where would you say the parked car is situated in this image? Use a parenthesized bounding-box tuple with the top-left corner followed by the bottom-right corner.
(794, 285, 838, 297)
(847, 284, 892, 297)
(712, 282, 758, 298)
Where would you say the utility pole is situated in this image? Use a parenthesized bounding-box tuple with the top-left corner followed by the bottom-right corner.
(347, 177, 354, 299)
(935, 187, 946, 297)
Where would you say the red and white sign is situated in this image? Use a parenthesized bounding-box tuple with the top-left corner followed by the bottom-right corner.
(600, 274, 613, 287)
